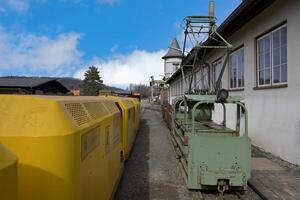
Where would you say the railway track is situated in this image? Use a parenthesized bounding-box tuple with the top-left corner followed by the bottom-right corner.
(194, 191, 243, 200)
(193, 186, 262, 200)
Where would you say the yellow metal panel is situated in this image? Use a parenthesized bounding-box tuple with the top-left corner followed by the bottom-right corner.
(97, 96, 136, 160)
(118, 99, 135, 159)
(0, 143, 18, 200)
(0, 95, 123, 200)
(126, 98, 141, 134)
(0, 95, 75, 137)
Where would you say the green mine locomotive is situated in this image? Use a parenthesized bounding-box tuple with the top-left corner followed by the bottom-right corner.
(169, 1, 251, 194)
(171, 93, 251, 193)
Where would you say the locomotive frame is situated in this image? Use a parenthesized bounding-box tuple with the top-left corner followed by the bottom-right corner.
(171, 95, 251, 194)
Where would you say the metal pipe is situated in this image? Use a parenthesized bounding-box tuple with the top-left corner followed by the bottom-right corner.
(188, 50, 198, 94)
(236, 102, 248, 137)
(221, 103, 226, 126)
(236, 104, 241, 133)
(181, 26, 188, 95)
(209, 0, 215, 18)
(184, 97, 188, 124)
(191, 102, 208, 133)
(215, 51, 230, 92)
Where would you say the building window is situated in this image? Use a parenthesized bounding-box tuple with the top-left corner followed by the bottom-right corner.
(212, 59, 222, 87)
(176, 81, 179, 96)
(195, 67, 210, 91)
(185, 77, 188, 93)
(180, 79, 183, 95)
(229, 47, 244, 89)
(174, 83, 176, 96)
(173, 84, 175, 95)
(173, 63, 180, 71)
(257, 24, 287, 86)
(176, 81, 179, 95)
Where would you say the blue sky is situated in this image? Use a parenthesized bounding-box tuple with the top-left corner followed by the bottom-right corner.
(0, 0, 241, 88)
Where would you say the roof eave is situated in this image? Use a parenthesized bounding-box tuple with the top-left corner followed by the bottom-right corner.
(162, 55, 184, 60)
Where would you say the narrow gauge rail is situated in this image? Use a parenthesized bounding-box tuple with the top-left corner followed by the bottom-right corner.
(0, 94, 140, 200)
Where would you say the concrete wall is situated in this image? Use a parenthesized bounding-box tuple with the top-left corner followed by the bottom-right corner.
(167, 0, 300, 165)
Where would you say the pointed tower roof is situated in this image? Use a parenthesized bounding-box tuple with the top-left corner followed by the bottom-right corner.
(162, 38, 183, 59)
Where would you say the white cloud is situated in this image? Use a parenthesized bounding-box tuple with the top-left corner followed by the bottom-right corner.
(0, 27, 83, 75)
(0, 26, 166, 87)
(110, 44, 119, 53)
(4, 0, 30, 12)
(74, 49, 166, 86)
(96, 0, 120, 5)
(0, 0, 119, 13)
(0, 0, 82, 13)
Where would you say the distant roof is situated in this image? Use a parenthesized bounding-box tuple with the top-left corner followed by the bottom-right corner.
(0, 77, 56, 88)
(162, 38, 183, 59)
(57, 77, 82, 90)
(166, 0, 276, 84)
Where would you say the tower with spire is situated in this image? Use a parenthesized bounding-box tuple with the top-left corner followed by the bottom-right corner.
(162, 38, 183, 80)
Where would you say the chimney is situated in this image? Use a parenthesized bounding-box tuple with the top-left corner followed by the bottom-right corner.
(209, 0, 215, 18)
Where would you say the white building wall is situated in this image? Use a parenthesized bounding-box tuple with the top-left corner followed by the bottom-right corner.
(205, 0, 300, 165)
(164, 57, 182, 79)
(167, 0, 300, 165)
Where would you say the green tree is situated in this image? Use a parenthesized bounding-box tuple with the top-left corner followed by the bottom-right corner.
(82, 66, 104, 96)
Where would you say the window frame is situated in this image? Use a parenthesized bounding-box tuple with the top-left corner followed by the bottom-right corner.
(212, 58, 222, 87)
(256, 34, 272, 87)
(256, 22, 287, 87)
(228, 45, 245, 90)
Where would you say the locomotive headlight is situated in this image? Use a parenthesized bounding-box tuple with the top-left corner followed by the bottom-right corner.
(217, 89, 229, 102)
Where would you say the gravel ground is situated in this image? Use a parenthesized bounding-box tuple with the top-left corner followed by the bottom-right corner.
(115, 102, 262, 200)
(115, 102, 192, 200)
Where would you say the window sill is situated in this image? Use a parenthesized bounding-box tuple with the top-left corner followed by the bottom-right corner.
(253, 84, 288, 90)
(228, 88, 244, 92)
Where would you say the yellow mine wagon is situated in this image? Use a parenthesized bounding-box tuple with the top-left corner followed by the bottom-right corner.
(0, 95, 123, 200)
(127, 98, 141, 133)
(120, 98, 136, 157)
(99, 96, 136, 160)
(0, 143, 18, 200)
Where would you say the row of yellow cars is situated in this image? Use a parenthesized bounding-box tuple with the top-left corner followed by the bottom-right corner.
(0, 94, 140, 200)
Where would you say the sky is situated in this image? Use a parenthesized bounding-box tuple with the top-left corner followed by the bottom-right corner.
(0, 0, 241, 88)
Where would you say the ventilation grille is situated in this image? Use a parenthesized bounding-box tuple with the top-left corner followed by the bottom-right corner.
(65, 103, 90, 126)
(104, 101, 119, 113)
(83, 102, 108, 120)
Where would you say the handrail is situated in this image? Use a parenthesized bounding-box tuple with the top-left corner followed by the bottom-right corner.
(236, 102, 248, 137)
(191, 101, 248, 137)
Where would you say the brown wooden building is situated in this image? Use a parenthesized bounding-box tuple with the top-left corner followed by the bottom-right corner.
(0, 77, 69, 95)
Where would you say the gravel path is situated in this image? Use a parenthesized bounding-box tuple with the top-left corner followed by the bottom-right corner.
(115, 102, 262, 200)
(115, 103, 192, 200)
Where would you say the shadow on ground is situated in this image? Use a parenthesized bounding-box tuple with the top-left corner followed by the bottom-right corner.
(115, 105, 191, 200)
(115, 118, 150, 200)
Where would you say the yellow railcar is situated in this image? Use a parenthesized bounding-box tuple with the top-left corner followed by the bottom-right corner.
(99, 96, 136, 160)
(126, 97, 141, 134)
(0, 143, 18, 200)
(0, 95, 123, 200)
